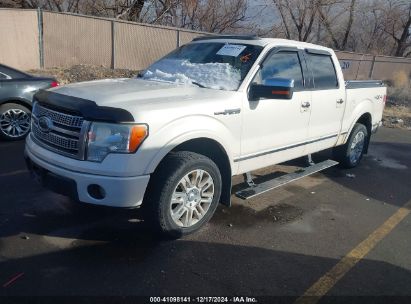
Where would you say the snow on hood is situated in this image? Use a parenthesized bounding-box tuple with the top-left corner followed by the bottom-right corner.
(142, 59, 241, 91)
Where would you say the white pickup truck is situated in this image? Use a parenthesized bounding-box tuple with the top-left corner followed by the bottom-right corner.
(25, 36, 386, 237)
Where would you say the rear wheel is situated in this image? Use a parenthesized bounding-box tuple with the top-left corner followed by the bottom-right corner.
(334, 123, 368, 168)
(144, 151, 222, 238)
(0, 103, 31, 141)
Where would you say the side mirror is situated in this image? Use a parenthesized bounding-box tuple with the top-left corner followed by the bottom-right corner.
(249, 78, 294, 100)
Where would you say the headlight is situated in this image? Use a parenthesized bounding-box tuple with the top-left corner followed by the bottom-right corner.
(86, 122, 148, 162)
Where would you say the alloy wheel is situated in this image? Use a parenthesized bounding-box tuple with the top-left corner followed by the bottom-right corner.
(349, 131, 365, 164)
(0, 108, 31, 138)
(170, 169, 215, 228)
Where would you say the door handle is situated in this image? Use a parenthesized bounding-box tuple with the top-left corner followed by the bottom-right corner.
(301, 102, 311, 108)
(337, 98, 344, 104)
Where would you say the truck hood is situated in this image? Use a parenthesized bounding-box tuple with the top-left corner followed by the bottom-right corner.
(50, 78, 234, 108)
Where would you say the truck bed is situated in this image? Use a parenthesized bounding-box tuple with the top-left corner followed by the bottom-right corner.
(344, 80, 386, 133)
(345, 80, 384, 89)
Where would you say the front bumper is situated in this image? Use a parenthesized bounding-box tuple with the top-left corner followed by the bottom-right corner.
(25, 144, 150, 208)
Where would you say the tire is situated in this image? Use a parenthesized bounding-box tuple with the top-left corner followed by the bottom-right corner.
(143, 151, 222, 238)
(333, 123, 368, 168)
(0, 103, 31, 141)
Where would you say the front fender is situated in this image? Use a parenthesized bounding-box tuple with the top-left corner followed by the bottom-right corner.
(140, 115, 238, 175)
(0, 96, 32, 108)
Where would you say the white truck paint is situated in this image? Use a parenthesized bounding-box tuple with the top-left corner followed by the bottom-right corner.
(25, 37, 386, 236)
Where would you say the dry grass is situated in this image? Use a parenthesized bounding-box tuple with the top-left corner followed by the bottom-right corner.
(392, 70, 409, 89)
(384, 73, 411, 129)
(387, 86, 411, 107)
(383, 105, 411, 129)
(28, 64, 139, 85)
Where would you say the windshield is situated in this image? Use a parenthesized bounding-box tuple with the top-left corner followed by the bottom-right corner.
(141, 42, 263, 91)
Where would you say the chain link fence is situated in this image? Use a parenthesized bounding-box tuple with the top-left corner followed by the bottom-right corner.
(1, 8, 411, 81)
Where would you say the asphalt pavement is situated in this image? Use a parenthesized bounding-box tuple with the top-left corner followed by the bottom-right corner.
(0, 127, 410, 303)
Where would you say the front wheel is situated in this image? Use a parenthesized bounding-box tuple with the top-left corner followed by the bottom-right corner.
(334, 123, 368, 168)
(144, 151, 222, 238)
(0, 103, 31, 141)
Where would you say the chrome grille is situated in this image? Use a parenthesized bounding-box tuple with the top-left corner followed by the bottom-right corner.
(33, 103, 84, 128)
(32, 124, 79, 151)
(31, 102, 87, 159)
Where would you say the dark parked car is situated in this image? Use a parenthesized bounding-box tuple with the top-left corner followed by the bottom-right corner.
(0, 64, 58, 141)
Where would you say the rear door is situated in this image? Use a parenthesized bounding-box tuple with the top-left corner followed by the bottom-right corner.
(238, 48, 312, 173)
(303, 50, 346, 154)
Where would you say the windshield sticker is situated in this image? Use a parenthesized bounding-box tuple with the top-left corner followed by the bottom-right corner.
(216, 44, 247, 57)
(240, 53, 253, 63)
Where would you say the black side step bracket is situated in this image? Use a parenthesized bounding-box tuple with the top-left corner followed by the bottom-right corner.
(235, 159, 338, 200)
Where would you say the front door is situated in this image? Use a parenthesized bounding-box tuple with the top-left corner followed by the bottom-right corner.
(238, 49, 311, 173)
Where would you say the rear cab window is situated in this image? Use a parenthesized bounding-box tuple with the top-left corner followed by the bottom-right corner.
(305, 52, 339, 89)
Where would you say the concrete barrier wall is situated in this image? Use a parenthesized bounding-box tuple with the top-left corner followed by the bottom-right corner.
(0, 9, 40, 70)
(336, 51, 375, 80)
(114, 21, 178, 70)
(372, 56, 411, 82)
(336, 51, 411, 81)
(1, 9, 411, 82)
(43, 12, 112, 68)
(179, 31, 204, 45)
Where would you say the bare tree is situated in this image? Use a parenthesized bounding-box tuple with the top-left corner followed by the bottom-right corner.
(115, 0, 146, 20)
(0, 0, 251, 33)
(0, 0, 47, 8)
(0, 0, 86, 13)
(317, 0, 356, 50)
(81, 0, 149, 21)
(341, 0, 355, 49)
(272, 0, 319, 42)
(0, 0, 37, 8)
(383, 0, 411, 57)
(160, 0, 248, 33)
(349, 1, 387, 54)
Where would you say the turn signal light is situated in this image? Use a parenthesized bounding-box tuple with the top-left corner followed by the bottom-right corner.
(129, 125, 149, 152)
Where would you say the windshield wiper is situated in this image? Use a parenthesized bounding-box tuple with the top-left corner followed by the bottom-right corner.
(191, 81, 206, 88)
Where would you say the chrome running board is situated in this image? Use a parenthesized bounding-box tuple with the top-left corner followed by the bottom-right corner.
(235, 159, 338, 200)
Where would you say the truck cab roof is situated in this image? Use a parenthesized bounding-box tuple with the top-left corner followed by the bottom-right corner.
(191, 35, 334, 54)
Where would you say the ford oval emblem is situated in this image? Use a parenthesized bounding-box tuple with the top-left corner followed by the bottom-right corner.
(38, 116, 53, 133)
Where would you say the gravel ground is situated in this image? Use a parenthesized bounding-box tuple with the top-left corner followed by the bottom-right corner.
(28, 64, 139, 85)
(384, 86, 411, 129)
(383, 105, 411, 130)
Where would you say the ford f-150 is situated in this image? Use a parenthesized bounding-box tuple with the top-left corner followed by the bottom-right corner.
(24, 36, 386, 237)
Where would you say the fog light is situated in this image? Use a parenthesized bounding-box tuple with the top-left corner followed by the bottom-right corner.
(87, 184, 106, 200)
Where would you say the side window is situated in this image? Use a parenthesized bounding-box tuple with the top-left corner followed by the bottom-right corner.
(254, 51, 304, 89)
(306, 53, 338, 89)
